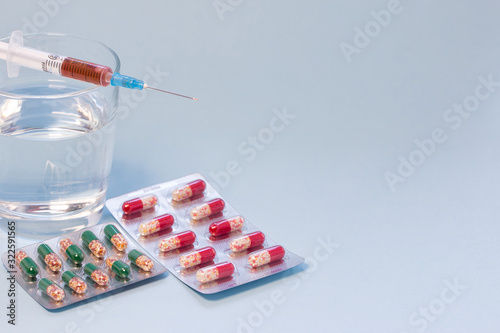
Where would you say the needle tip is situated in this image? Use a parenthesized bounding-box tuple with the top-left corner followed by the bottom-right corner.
(193, 98, 199, 101)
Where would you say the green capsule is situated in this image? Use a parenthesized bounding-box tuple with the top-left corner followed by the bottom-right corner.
(59, 238, 84, 264)
(81, 230, 107, 258)
(103, 224, 128, 251)
(128, 249, 142, 263)
(81, 230, 97, 246)
(105, 257, 130, 278)
(37, 244, 62, 272)
(103, 224, 120, 239)
(62, 271, 77, 284)
(16, 251, 38, 277)
(128, 249, 154, 271)
(62, 271, 88, 294)
(39, 278, 65, 301)
(84, 263, 98, 276)
(38, 277, 53, 292)
(37, 244, 54, 257)
(66, 245, 84, 263)
(84, 263, 110, 286)
(20, 258, 39, 277)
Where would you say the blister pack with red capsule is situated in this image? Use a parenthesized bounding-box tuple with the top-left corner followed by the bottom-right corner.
(106, 173, 304, 294)
(1, 223, 167, 310)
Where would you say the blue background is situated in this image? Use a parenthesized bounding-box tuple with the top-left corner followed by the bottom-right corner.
(2, 0, 500, 332)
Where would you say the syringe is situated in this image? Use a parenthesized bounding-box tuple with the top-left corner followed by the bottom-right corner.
(0, 31, 198, 100)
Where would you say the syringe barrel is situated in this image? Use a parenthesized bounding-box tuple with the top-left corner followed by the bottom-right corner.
(60, 57, 113, 86)
(1, 42, 61, 74)
(0, 41, 113, 86)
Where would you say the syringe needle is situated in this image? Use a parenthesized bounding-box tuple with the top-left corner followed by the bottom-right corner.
(143, 84, 198, 101)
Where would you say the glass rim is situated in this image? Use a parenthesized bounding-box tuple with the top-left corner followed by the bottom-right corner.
(0, 32, 121, 99)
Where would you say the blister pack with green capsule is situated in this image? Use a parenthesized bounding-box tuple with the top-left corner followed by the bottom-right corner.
(1, 223, 167, 310)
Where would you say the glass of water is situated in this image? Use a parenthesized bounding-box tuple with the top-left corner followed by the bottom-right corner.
(0, 33, 120, 236)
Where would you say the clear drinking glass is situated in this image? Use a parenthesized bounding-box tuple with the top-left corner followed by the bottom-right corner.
(0, 33, 120, 236)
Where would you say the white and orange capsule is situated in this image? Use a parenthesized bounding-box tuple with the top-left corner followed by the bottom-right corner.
(172, 179, 206, 201)
(190, 198, 225, 220)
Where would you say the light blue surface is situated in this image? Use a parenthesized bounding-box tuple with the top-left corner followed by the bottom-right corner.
(2, 1, 500, 332)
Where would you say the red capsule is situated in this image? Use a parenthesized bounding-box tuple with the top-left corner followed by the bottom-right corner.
(190, 198, 225, 220)
(172, 179, 206, 201)
(229, 231, 266, 252)
(122, 195, 158, 214)
(158, 231, 196, 252)
(179, 246, 216, 268)
(209, 216, 244, 236)
(196, 262, 235, 283)
(248, 245, 285, 268)
(138, 214, 174, 236)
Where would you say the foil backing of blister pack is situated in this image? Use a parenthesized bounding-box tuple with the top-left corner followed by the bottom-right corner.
(1, 223, 167, 310)
(106, 173, 304, 294)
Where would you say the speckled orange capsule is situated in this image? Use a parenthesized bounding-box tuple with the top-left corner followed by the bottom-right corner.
(37, 244, 62, 272)
(39, 278, 65, 301)
(81, 231, 107, 258)
(84, 263, 109, 286)
(128, 250, 154, 271)
(104, 224, 128, 251)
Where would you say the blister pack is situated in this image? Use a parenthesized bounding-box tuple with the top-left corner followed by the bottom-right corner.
(106, 173, 304, 294)
(1, 223, 167, 309)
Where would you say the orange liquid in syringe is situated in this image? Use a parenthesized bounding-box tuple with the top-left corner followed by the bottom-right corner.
(60, 57, 113, 86)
